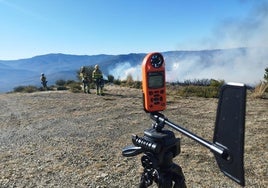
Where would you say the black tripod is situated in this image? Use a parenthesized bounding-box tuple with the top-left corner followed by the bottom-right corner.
(122, 113, 186, 188)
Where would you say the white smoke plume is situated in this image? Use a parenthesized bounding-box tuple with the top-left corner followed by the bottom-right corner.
(174, 1, 268, 85)
(190, 1, 268, 85)
(205, 1, 268, 49)
(109, 1, 268, 86)
(109, 62, 141, 81)
(165, 48, 268, 85)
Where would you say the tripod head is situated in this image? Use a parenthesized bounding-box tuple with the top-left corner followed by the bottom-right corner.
(123, 118, 185, 187)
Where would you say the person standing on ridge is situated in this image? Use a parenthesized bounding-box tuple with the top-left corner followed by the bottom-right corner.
(40, 73, 48, 90)
(80, 66, 91, 94)
(92, 64, 104, 95)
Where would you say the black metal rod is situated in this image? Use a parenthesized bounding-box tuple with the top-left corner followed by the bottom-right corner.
(152, 113, 225, 156)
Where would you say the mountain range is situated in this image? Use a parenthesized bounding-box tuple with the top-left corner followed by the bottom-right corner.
(0, 48, 267, 93)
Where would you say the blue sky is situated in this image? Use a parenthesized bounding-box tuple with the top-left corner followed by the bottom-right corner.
(0, 0, 267, 60)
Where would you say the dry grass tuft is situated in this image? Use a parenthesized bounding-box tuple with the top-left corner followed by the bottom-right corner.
(252, 81, 268, 99)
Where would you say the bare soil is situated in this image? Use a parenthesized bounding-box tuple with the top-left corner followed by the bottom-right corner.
(0, 85, 267, 187)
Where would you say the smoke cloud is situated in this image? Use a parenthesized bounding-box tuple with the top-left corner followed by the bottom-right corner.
(165, 48, 267, 85)
(109, 2, 268, 86)
(109, 62, 141, 81)
(190, 1, 268, 85)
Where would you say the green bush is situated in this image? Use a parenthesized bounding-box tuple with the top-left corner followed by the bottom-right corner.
(68, 82, 82, 93)
(57, 86, 67, 91)
(55, 79, 66, 86)
(264, 67, 268, 82)
(13, 86, 25, 92)
(173, 84, 222, 98)
(107, 75, 114, 83)
(173, 79, 224, 98)
(133, 81, 142, 89)
(210, 79, 224, 89)
(13, 85, 39, 93)
(66, 80, 76, 85)
(113, 78, 121, 85)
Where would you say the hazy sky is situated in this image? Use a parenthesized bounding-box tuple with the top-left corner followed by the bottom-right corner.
(0, 0, 267, 60)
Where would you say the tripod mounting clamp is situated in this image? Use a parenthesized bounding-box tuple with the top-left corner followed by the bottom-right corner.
(150, 112, 166, 132)
(122, 119, 185, 188)
(150, 112, 228, 159)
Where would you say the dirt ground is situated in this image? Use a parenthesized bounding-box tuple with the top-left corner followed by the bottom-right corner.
(0, 85, 267, 187)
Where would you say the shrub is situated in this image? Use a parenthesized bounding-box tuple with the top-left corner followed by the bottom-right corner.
(13, 86, 25, 92)
(55, 79, 66, 86)
(169, 81, 224, 98)
(210, 79, 224, 89)
(107, 75, 114, 83)
(57, 86, 67, 91)
(13, 85, 39, 93)
(177, 85, 219, 98)
(133, 81, 142, 89)
(24, 86, 39, 93)
(68, 82, 82, 93)
(113, 78, 121, 85)
(264, 67, 268, 82)
(66, 80, 76, 85)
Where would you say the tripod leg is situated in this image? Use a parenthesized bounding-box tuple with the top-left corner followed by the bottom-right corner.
(139, 175, 147, 188)
(157, 173, 172, 188)
(171, 164, 186, 188)
(139, 171, 152, 188)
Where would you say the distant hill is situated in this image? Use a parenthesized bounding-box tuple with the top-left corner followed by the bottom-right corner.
(0, 53, 146, 92)
(0, 48, 267, 93)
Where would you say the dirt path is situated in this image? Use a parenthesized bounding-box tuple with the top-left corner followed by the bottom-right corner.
(0, 86, 267, 187)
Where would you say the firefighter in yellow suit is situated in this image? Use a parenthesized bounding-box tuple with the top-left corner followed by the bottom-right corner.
(92, 65, 104, 95)
(80, 66, 90, 94)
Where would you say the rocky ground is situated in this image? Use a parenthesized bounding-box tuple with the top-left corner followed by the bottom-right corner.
(0, 85, 267, 187)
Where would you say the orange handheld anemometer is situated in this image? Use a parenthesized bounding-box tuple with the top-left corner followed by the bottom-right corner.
(142, 52, 166, 112)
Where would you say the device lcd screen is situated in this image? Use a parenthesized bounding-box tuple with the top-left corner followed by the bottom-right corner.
(148, 72, 164, 88)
